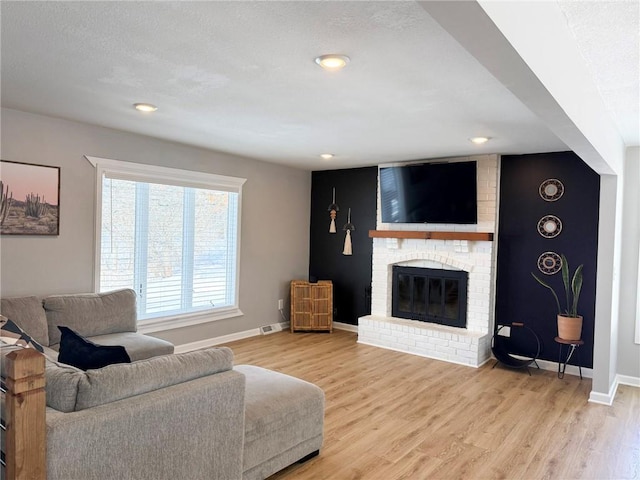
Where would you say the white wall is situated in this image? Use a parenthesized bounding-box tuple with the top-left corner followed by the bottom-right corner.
(0, 108, 311, 346)
(618, 147, 640, 378)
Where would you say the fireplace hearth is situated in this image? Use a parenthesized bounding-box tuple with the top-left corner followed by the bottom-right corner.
(392, 266, 468, 328)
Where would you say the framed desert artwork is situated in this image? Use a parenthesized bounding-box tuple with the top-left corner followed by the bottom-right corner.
(0, 160, 60, 235)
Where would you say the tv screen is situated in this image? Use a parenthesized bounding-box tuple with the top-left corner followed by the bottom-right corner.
(380, 161, 477, 224)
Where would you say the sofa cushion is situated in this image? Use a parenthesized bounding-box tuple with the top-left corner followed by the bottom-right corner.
(45, 358, 84, 413)
(44, 289, 137, 346)
(0, 317, 45, 352)
(235, 365, 325, 474)
(74, 346, 234, 411)
(0, 296, 49, 346)
(44, 346, 234, 413)
(57, 326, 131, 371)
(85, 331, 174, 361)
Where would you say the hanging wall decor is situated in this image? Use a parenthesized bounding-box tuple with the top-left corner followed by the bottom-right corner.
(0, 160, 60, 235)
(537, 214, 563, 238)
(342, 208, 355, 256)
(328, 187, 339, 233)
(537, 251, 563, 275)
(539, 178, 564, 202)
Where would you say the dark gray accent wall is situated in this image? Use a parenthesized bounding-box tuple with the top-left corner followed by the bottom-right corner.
(309, 167, 378, 325)
(496, 151, 600, 367)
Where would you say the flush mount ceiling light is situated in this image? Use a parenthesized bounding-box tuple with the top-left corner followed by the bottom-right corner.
(133, 103, 158, 113)
(314, 54, 350, 71)
(320, 153, 334, 160)
(470, 136, 490, 145)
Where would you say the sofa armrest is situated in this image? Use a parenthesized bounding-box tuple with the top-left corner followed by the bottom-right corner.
(45, 369, 245, 480)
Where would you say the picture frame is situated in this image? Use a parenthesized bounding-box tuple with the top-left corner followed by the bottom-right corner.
(0, 160, 60, 235)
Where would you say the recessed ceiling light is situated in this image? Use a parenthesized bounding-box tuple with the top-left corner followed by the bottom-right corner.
(315, 54, 350, 71)
(320, 153, 334, 160)
(470, 136, 490, 144)
(133, 103, 158, 113)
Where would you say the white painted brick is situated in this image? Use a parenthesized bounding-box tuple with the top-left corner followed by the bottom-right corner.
(456, 348, 477, 359)
(397, 336, 416, 347)
(449, 340, 470, 350)
(431, 337, 449, 347)
(436, 344, 454, 355)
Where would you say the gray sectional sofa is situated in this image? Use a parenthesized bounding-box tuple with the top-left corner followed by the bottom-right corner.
(0, 289, 325, 480)
(0, 289, 174, 361)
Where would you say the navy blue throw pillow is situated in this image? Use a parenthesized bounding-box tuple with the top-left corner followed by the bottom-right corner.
(57, 326, 131, 371)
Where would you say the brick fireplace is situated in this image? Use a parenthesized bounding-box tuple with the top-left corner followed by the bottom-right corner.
(358, 155, 498, 367)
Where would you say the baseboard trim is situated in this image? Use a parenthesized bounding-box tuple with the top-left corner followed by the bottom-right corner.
(616, 374, 640, 388)
(333, 322, 358, 333)
(589, 377, 620, 406)
(174, 328, 261, 353)
(533, 358, 593, 379)
(175, 322, 290, 353)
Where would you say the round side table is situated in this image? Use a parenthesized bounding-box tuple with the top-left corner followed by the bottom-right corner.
(554, 337, 584, 379)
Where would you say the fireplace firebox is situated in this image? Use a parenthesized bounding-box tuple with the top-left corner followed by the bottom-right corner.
(391, 266, 468, 328)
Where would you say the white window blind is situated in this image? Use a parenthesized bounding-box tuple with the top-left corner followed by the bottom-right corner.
(88, 156, 245, 329)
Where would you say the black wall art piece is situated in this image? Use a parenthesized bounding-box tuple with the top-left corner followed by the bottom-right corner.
(0, 160, 60, 235)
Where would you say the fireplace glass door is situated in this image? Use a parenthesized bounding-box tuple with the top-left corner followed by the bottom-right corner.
(392, 266, 467, 328)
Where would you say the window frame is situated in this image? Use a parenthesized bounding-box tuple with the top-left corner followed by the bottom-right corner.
(86, 155, 245, 333)
(636, 244, 640, 345)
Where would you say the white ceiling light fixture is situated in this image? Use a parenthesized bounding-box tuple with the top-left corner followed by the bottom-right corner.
(320, 153, 334, 160)
(315, 54, 350, 71)
(133, 103, 158, 113)
(469, 136, 490, 144)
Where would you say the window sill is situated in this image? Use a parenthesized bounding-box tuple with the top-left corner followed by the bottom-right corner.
(137, 307, 244, 334)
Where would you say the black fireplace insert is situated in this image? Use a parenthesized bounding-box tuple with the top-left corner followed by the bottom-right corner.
(391, 266, 468, 328)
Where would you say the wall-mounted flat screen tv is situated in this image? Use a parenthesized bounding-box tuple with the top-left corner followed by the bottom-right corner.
(380, 161, 477, 224)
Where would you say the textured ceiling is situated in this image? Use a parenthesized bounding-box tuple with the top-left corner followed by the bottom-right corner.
(1, 1, 637, 171)
(558, 1, 639, 144)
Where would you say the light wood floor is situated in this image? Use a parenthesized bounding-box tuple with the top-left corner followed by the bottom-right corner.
(222, 329, 640, 480)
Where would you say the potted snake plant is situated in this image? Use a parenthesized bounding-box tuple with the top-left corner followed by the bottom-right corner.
(531, 254, 584, 341)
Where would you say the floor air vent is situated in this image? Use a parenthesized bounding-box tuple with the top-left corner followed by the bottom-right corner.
(260, 323, 282, 335)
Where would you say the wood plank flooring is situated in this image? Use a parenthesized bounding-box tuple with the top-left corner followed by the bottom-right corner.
(222, 329, 640, 480)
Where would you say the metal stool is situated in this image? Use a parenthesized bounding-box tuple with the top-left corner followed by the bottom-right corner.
(555, 337, 584, 379)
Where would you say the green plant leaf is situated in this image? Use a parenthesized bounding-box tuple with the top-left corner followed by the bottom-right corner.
(571, 264, 584, 317)
(561, 254, 570, 315)
(531, 272, 561, 314)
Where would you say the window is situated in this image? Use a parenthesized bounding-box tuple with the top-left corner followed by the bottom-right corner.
(87, 156, 245, 332)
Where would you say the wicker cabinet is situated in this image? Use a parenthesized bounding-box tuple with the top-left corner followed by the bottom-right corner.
(290, 280, 333, 332)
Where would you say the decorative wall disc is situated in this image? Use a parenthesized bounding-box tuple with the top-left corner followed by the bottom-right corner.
(537, 215, 562, 238)
(537, 251, 563, 275)
(539, 178, 564, 201)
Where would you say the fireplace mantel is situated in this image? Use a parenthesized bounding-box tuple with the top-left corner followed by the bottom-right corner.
(368, 230, 494, 242)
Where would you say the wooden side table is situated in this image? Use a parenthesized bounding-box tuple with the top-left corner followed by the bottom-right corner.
(554, 337, 584, 379)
